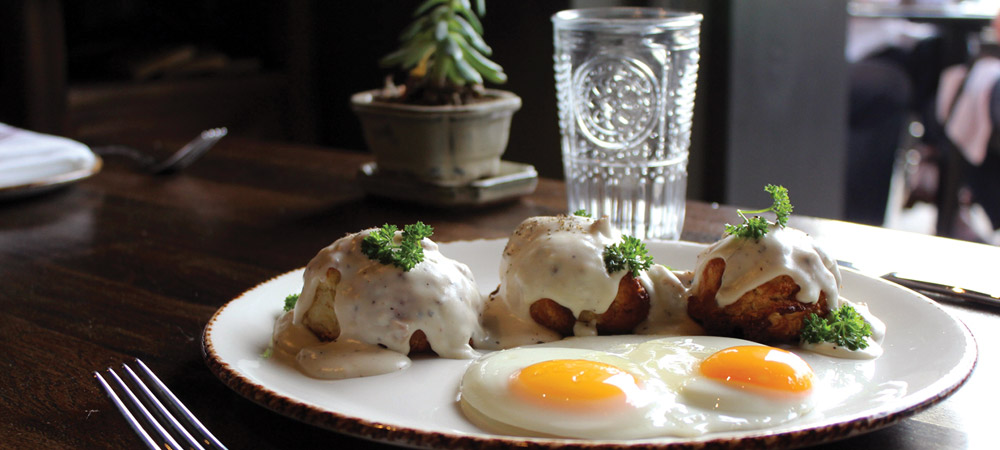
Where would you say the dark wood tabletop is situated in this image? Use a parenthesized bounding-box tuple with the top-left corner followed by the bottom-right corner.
(1, 138, 996, 449)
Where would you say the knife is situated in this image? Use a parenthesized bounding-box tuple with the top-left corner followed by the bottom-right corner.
(880, 272, 1000, 308)
(837, 260, 1000, 308)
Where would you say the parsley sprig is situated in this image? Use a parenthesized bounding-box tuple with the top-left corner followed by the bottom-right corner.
(724, 184, 793, 239)
(603, 236, 653, 277)
(283, 293, 299, 312)
(800, 304, 873, 351)
(361, 222, 434, 271)
(573, 209, 592, 218)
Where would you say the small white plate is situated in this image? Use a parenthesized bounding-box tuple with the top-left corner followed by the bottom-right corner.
(0, 156, 102, 200)
(203, 240, 977, 449)
(0, 124, 102, 200)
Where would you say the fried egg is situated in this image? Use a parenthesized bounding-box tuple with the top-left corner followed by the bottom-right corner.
(459, 335, 818, 439)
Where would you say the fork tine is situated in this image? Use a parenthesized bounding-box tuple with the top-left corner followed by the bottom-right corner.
(171, 128, 226, 169)
(186, 128, 226, 157)
(149, 127, 228, 174)
(122, 363, 205, 450)
(134, 359, 228, 450)
(94, 371, 160, 450)
(98, 368, 185, 450)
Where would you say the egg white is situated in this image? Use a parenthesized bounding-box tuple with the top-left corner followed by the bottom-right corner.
(459, 335, 822, 439)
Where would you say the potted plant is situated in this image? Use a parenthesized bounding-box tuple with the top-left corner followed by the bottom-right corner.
(351, 0, 521, 187)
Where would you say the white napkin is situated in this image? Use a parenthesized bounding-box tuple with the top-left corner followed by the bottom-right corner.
(935, 57, 1000, 166)
(0, 123, 98, 188)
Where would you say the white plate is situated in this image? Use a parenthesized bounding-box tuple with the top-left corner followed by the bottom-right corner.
(0, 124, 102, 200)
(0, 155, 102, 200)
(203, 240, 977, 449)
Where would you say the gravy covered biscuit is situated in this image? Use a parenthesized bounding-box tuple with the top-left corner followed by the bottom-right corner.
(480, 214, 692, 348)
(687, 185, 883, 357)
(273, 222, 485, 379)
(687, 225, 840, 344)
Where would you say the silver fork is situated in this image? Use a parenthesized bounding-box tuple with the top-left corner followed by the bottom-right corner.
(94, 359, 227, 450)
(92, 127, 227, 175)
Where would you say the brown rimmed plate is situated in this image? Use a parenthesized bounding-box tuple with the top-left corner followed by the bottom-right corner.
(202, 239, 977, 449)
(0, 155, 102, 200)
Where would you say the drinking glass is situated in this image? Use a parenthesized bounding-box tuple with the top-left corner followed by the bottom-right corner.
(553, 8, 701, 240)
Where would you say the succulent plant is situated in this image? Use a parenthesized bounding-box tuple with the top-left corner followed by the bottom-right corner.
(379, 0, 507, 105)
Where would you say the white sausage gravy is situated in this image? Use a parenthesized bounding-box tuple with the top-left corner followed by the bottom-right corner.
(271, 229, 485, 379)
(478, 215, 697, 349)
(689, 225, 884, 359)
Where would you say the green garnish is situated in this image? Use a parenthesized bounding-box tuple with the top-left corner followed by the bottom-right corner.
(603, 236, 653, 277)
(724, 184, 793, 239)
(267, 293, 301, 358)
(361, 222, 435, 271)
(573, 209, 592, 218)
(283, 293, 299, 312)
(800, 304, 873, 351)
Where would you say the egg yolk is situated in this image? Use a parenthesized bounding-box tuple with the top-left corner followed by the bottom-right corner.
(700, 346, 814, 393)
(510, 359, 639, 410)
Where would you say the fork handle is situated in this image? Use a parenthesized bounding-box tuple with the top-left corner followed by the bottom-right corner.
(91, 145, 158, 168)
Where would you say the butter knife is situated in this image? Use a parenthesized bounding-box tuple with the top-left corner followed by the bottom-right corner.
(837, 260, 1000, 308)
(880, 272, 1000, 308)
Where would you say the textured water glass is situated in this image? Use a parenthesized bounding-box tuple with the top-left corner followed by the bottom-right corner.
(553, 8, 701, 240)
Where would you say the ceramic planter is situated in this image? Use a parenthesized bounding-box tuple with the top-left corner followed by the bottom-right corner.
(350, 89, 521, 186)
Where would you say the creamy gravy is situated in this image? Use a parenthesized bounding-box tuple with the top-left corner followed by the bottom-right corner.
(272, 310, 411, 378)
(277, 229, 485, 379)
(273, 220, 884, 379)
(480, 215, 693, 348)
(686, 225, 888, 359)
(636, 265, 704, 336)
(479, 215, 622, 348)
(689, 226, 842, 309)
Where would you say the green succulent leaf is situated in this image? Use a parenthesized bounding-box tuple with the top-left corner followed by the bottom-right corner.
(457, 37, 506, 83)
(455, 0, 475, 21)
(451, 15, 492, 54)
(414, 0, 449, 18)
(379, 37, 434, 69)
(434, 20, 449, 41)
(444, 58, 468, 85)
(428, 4, 450, 24)
(443, 34, 463, 58)
(452, 53, 483, 84)
(455, 3, 483, 34)
(406, 41, 436, 67)
(382, 0, 504, 91)
(433, 56, 454, 85)
(399, 15, 430, 42)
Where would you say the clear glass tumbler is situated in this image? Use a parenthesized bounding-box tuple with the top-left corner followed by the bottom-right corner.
(553, 8, 701, 240)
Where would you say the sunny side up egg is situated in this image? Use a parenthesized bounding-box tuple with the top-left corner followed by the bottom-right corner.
(459, 335, 818, 440)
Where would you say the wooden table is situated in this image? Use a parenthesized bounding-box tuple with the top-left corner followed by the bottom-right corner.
(1, 138, 995, 449)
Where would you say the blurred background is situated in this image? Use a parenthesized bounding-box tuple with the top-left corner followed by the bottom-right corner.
(2, 0, 998, 243)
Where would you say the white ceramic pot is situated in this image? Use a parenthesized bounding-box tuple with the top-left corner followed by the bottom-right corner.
(350, 89, 521, 186)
